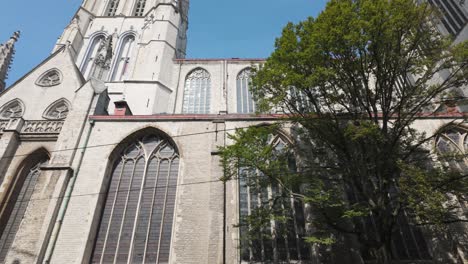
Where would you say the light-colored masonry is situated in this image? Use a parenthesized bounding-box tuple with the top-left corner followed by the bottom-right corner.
(0, 0, 467, 263)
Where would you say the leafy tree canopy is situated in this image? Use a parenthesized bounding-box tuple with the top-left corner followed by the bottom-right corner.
(221, 0, 468, 263)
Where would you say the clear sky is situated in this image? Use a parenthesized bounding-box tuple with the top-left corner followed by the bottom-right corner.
(0, 0, 327, 86)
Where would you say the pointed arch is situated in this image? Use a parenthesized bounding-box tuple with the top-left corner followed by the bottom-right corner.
(91, 127, 180, 264)
(435, 124, 468, 171)
(238, 128, 311, 263)
(81, 33, 107, 80)
(182, 68, 211, 114)
(110, 33, 136, 81)
(236, 67, 256, 113)
(36, 68, 63, 87)
(42, 98, 71, 120)
(0, 148, 49, 262)
(0, 99, 25, 119)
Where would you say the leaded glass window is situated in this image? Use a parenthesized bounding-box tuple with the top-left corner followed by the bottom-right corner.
(91, 134, 179, 264)
(106, 0, 120, 16)
(133, 0, 146, 16)
(111, 35, 135, 81)
(236, 68, 255, 114)
(0, 157, 48, 262)
(239, 136, 311, 263)
(182, 68, 211, 114)
(436, 126, 468, 171)
(436, 126, 468, 221)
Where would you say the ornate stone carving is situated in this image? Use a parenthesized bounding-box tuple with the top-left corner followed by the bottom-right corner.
(36, 69, 62, 87)
(43, 99, 71, 120)
(21, 120, 64, 134)
(0, 99, 24, 119)
(95, 35, 113, 69)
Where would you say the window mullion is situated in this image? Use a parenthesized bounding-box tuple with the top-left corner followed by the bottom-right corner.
(127, 157, 150, 264)
(155, 159, 173, 264)
(99, 159, 125, 264)
(142, 159, 161, 263)
(113, 159, 138, 264)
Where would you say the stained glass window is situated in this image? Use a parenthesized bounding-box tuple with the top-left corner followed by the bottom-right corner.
(236, 68, 255, 114)
(239, 136, 311, 263)
(91, 134, 179, 264)
(182, 68, 211, 114)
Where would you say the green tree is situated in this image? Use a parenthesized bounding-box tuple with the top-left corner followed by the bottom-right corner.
(220, 0, 468, 263)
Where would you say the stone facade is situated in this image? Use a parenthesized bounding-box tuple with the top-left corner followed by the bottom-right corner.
(0, 0, 467, 264)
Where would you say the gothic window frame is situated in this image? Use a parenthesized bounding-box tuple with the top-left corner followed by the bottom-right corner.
(42, 98, 71, 120)
(0, 99, 25, 119)
(105, 0, 120, 16)
(80, 33, 107, 80)
(110, 33, 136, 82)
(236, 68, 256, 114)
(0, 149, 49, 262)
(133, 0, 147, 16)
(182, 68, 211, 114)
(35, 68, 63, 87)
(91, 128, 180, 264)
(238, 132, 311, 263)
(435, 124, 468, 235)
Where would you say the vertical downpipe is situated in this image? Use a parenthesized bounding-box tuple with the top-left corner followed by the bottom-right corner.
(43, 119, 95, 264)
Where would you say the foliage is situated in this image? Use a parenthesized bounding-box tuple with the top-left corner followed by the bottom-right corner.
(220, 0, 468, 262)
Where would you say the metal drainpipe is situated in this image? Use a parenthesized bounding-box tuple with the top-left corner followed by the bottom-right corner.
(43, 119, 95, 264)
(173, 61, 183, 114)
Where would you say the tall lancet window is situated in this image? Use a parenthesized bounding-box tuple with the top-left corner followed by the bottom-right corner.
(111, 35, 135, 81)
(237, 68, 255, 113)
(81, 35, 105, 80)
(106, 0, 120, 16)
(133, 0, 146, 16)
(91, 133, 180, 264)
(183, 68, 211, 114)
(0, 153, 49, 262)
(239, 136, 311, 263)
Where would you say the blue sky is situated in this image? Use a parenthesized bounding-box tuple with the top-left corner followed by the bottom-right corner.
(0, 0, 327, 86)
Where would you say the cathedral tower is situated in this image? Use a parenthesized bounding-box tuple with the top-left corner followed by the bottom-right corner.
(54, 0, 189, 114)
(0, 31, 20, 93)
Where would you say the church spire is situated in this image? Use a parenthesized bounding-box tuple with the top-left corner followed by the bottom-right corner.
(0, 31, 20, 92)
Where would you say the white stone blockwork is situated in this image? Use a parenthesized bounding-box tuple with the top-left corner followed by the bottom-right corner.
(0, 0, 466, 263)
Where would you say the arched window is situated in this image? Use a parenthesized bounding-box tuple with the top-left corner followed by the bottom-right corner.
(91, 133, 180, 264)
(106, 0, 120, 16)
(436, 126, 468, 171)
(182, 68, 211, 114)
(0, 99, 24, 119)
(239, 135, 311, 263)
(0, 152, 49, 262)
(110, 35, 136, 81)
(43, 98, 71, 120)
(36, 69, 62, 87)
(81, 35, 106, 80)
(237, 68, 255, 113)
(133, 0, 146, 16)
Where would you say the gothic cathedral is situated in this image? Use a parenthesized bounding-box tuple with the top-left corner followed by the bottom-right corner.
(0, 0, 467, 263)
